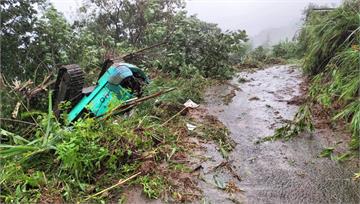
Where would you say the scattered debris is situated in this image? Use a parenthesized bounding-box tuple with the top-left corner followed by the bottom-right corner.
(211, 161, 228, 172)
(352, 172, 360, 181)
(213, 175, 226, 190)
(295, 170, 306, 178)
(237, 77, 250, 83)
(184, 99, 200, 108)
(318, 147, 335, 158)
(225, 180, 244, 194)
(227, 167, 242, 182)
(191, 165, 203, 173)
(224, 81, 242, 91)
(248, 96, 260, 101)
(209, 161, 242, 182)
(11, 102, 21, 118)
(222, 89, 236, 105)
(162, 99, 199, 125)
(104, 88, 176, 121)
(247, 157, 256, 164)
(139, 161, 157, 174)
(84, 172, 141, 202)
(186, 123, 197, 131)
(286, 95, 306, 106)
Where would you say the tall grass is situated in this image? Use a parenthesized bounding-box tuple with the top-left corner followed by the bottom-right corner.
(299, 1, 360, 150)
(301, 1, 360, 75)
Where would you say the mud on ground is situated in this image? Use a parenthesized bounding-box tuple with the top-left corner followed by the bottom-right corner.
(200, 65, 359, 203)
(123, 65, 359, 204)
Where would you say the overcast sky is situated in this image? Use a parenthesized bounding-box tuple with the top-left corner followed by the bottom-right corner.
(51, 0, 341, 37)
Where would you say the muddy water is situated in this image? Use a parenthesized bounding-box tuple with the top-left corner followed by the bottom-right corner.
(204, 65, 360, 203)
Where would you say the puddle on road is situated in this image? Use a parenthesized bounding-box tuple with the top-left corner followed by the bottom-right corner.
(203, 65, 360, 203)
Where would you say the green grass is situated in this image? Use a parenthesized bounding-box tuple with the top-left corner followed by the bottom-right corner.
(267, 1, 359, 154)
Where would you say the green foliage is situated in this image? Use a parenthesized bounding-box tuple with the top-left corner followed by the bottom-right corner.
(144, 14, 248, 79)
(1, 1, 78, 83)
(139, 73, 208, 110)
(243, 40, 300, 68)
(0, 0, 240, 202)
(138, 176, 165, 199)
(243, 45, 286, 67)
(229, 42, 252, 64)
(1, 0, 45, 81)
(272, 40, 300, 59)
(1, 0, 248, 119)
(301, 1, 359, 150)
(318, 147, 335, 158)
(79, 0, 184, 47)
(334, 101, 360, 150)
(245, 46, 269, 64)
(259, 105, 314, 143)
(271, 1, 360, 152)
(56, 118, 109, 180)
(299, 2, 359, 75)
(76, 0, 248, 80)
(0, 76, 222, 202)
(1, 100, 166, 201)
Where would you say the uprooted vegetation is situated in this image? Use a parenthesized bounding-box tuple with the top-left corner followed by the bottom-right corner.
(267, 1, 360, 155)
(0, 75, 235, 203)
(0, 0, 248, 202)
(0, 80, 223, 203)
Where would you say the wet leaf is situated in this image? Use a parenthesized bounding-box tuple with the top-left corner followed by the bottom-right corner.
(213, 175, 226, 190)
(352, 172, 360, 181)
(318, 147, 335, 158)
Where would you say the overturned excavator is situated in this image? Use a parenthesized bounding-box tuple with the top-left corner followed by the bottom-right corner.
(53, 59, 150, 122)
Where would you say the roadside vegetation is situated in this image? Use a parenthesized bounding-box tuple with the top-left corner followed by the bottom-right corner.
(239, 39, 301, 69)
(0, 0, 247, 202)
(303, 1, 359, 151)
(1, 0, 358, 202)
(266, 1, 359, 156)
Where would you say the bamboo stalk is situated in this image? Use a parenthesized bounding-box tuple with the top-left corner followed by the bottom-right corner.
(83, 172, 141, 202)
(101, 88, 176, 121)
(161, 107, 188, 126)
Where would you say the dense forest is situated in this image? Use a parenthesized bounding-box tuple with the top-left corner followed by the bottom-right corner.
(0, 0, 359, 203)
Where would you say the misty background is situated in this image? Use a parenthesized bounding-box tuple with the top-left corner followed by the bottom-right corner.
(51, 0, 341, 47)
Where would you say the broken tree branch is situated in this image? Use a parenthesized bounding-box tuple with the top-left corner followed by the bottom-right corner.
(1, 74, 43, 133)
(124, 41, 168, 57)
(28, 79, 56, 98)
(0, 117, 37, 126)
(11, 102, 21, 119)
(4, 72, 56, 101)
(121, 40, 168, 62)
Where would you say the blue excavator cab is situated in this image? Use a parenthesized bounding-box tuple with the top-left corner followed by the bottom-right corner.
(53, 61, 149, 123)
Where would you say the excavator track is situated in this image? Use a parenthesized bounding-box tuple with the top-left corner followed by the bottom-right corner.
(53, 64, 85, 117)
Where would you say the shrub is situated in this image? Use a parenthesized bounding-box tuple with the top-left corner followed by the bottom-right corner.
(272, 40, 300, 59)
